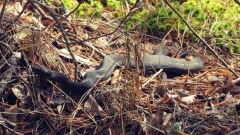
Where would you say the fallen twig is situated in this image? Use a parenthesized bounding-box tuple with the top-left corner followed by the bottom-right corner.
(142, 69, 163, 88)
(226, 128, 240, 135)
(0, 0, 8, 23)
(234, 0, 240, 5)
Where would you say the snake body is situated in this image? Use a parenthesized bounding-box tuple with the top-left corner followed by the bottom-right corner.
(32, 46, 204, 94)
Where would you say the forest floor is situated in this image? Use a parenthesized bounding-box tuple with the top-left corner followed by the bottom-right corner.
(0, 1, 240, 135)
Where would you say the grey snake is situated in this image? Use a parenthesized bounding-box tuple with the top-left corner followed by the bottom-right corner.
(32, 46, 204, 95)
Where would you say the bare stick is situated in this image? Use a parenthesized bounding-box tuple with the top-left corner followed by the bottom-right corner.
(142, 69, 163, 88)
(0, 0, 8, 23)
(13, 2, 29, 23)
(234, 0, 240, 5)
(64, 1, 81, 18)
(226, 128, 240, 135)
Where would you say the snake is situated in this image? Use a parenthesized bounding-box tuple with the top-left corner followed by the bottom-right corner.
(32, 46, 204, 95)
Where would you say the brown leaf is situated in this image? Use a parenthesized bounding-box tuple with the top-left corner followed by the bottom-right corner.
(220, 125, 231, 134)
(205, 86, 221, 96)
(146, 96, 152, 114)
(222, 79, 240, 94)
(42, 19, 54, 25)
(84, 95, 106, 117)
(3, 105, 20, 123)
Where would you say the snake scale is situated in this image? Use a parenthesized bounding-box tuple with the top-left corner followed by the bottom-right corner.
(32, 46, 204, 95)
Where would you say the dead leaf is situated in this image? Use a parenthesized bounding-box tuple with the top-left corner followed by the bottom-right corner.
(146, 96, 152, 114)
(111, 69, 121, 84)
(11, 84, 29, 104)
(3, 105, 20, 123)
(167, 93, 178, 99)
(205, 86, 221, 96)
(42, 19, 54, 26)
(14, 30, 42, 48)
(226, 59, 234, 69)
(222, 79, 240, 94)
(181, 95, 196, 104)
(220, 125, 231, 134)
(85, 24, 99, 31)
(70, 46, 82, 55)
(57, 104, 64, 114)
(52, 0, 61, 7)
(84, 95, 106, 117)
(0, 2, 23, 16)
(58, 48, 93, 65)
(31, 17, 45, 28)
(97, 37, 108, 47)
(162, 113, 172, 126)
(142, 111, 164, 134)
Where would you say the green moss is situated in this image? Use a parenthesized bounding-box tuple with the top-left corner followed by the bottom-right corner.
(192, 9, 201, 17)
(228, 29, 236, 37)
(165, 23, 172, 30)
(234, 45, 240, 54)
(133, 0, 239, 52)
(62, 0, 75, 9)
(198, 14, 205, 21)
(218, 34, 224, 38)
(235, 48, 240, 54)
(106, 0, 121, 8)
(216, 39, 224, 45)
(184, 8, 191, 14)
(158, 25, 165, 31)
(227, 45, 234, 53)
